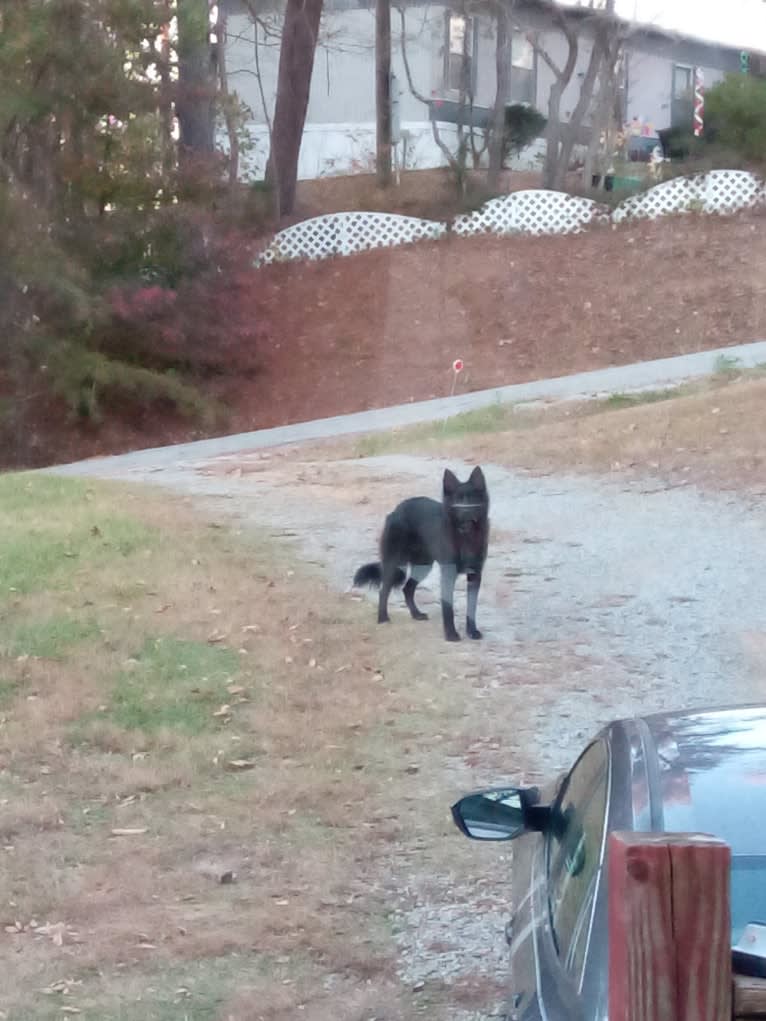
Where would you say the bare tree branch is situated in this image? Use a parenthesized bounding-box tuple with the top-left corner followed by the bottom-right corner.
(395, 3, 462, 176)
(394, 4, 431, 106)
(506, 0, 626, 189)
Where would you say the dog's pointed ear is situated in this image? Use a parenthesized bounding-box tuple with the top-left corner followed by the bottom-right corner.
(469, 466, 486, 490)
(443, 469, 459, 496)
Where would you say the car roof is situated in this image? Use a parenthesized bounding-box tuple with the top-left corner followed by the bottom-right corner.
(627, 703, 766, 854)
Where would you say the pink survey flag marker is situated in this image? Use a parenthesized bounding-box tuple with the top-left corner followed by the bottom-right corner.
(450, 358, 464, 398)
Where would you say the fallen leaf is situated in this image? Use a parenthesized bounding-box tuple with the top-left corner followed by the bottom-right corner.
(194, 860, 237, 884)
(226, 759, 257, 771)
(33, 921, 72, 946)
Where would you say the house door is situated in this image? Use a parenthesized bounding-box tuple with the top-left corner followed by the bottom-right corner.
(671, 64, 694, 131)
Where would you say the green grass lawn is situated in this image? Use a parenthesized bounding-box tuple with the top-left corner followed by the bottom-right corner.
(0, 471, 471, 1021)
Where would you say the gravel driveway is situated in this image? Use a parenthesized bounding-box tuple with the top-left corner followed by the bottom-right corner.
(51, 447, 766, 1018)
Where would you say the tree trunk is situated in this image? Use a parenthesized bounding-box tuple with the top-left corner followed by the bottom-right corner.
(453, 3, 472, 195)
(158, 20, 174, 178)
(542, 83, 564, 189)
(554, 27, 605, 189)
(216, 11, 240, 189)
(265, 0, 324, 217)
(582, 67, 611, 189)
(177, 0, 216, 179)
(375, 0, 392, 188)
(534, 15, 578, 190)
(487, 3, 511, 190)
(582, 36, 622, 188)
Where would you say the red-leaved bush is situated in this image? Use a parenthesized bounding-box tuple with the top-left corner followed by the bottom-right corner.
(104, 226, 268, 375)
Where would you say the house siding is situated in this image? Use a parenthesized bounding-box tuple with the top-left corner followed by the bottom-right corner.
(624, 35, 739, 133)
(220, 1, 751, 182)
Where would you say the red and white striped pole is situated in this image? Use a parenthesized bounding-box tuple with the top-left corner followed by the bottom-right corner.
(694, 67, 705, 137)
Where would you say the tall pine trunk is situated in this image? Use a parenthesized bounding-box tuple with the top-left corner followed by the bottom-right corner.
(176, 0, 216, 181)
(266, 0, 324, 217)
(375, 0, 392, 187)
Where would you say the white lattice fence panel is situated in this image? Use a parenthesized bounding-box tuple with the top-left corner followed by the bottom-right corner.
(700, 169, 764, 213)
(453, 189, 607, 237)
(256, 212, 447, 265)
(252, 170, 764, 268)
(611, 176, 697, 223)
(612, 170, 765, 223)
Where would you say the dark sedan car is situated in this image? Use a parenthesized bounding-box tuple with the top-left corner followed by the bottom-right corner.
(451, 704, 766, 1021)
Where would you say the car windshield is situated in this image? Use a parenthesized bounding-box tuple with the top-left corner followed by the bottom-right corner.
(731, 856, 766, 944)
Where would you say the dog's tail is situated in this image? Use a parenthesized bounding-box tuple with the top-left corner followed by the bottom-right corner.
(353, 562, 406, 589)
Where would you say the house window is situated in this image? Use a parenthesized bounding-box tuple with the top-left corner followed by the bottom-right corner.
(671, 63, 694, 129)
(510, 35, 536, 105)
(672, 63, 693, 101)
(445, 13, 474, 95)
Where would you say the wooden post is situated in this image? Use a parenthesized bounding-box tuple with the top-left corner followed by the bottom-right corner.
(375, 0, 392, 188)
(609, 832, 732, 1021)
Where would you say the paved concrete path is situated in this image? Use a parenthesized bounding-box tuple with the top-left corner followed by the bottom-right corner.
(50, 340, 766, 477)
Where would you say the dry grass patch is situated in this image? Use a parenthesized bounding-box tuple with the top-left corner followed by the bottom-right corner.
(279, 370, 766, 495)
(460, 375, 766, 492)
(0, 471, 485, 1020)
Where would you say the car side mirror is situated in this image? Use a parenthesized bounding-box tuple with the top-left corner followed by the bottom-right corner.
(451, 787, 533, 841)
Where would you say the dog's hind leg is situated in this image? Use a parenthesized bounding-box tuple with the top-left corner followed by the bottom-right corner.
(377, 516, 407, 624)
(377, 562, 402, 624)
(403, 563, 431, 621)
(378, 576, 393, 623)
(466, 570, 483, 640)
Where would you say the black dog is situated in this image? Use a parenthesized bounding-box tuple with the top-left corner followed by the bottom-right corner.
(353, 466, 490, 642)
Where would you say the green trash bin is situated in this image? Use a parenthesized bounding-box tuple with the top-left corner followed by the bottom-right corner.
(612, 175, 643, 192)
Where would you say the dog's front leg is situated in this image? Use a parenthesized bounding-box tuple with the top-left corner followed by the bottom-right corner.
(466, 571, 483, 640)
(440, 563, 460, 642)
